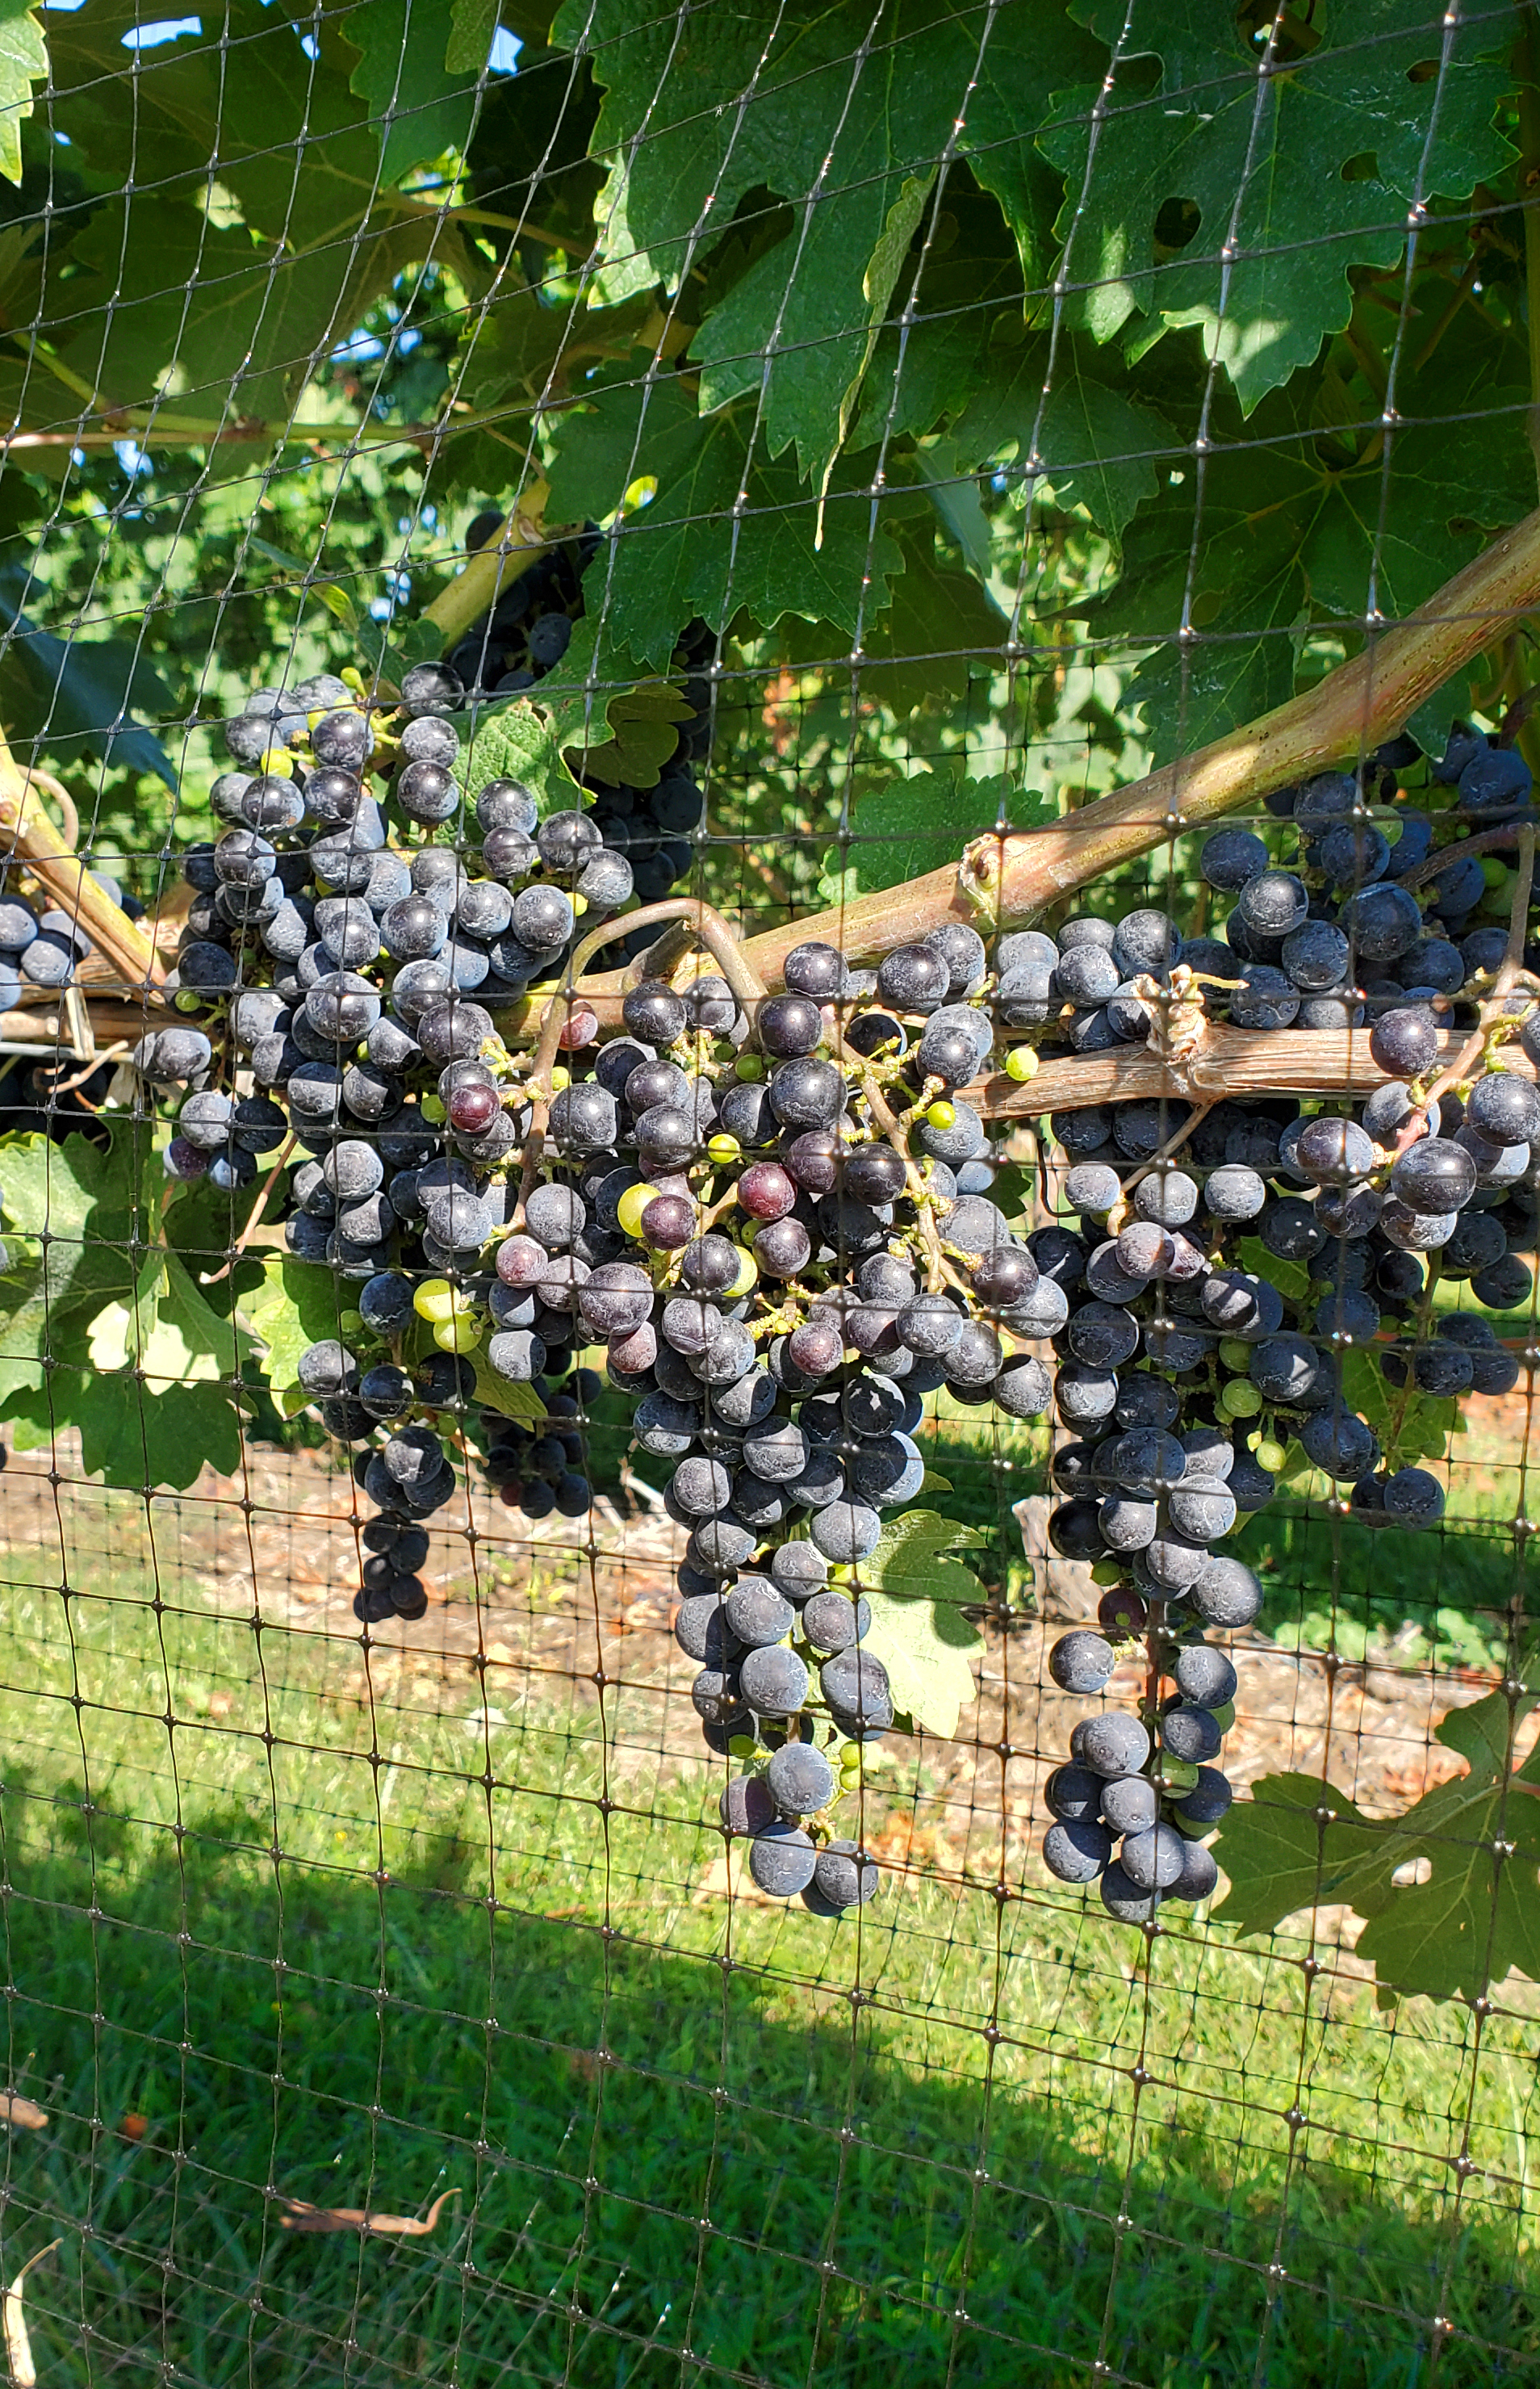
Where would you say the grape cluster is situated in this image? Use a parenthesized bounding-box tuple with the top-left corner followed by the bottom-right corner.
(504, 928, 1059, 1915)
(444, 520, 712, 944)
(132, 662, 687, 1622)
(118, 673, 1540, 1924)
(1033, 731, 1538, 1922)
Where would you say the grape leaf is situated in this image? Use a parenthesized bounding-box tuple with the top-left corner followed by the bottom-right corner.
(346, 0, 483, 187)
(544, 369, 902, 668)
(535, 614, 695, 789)
(454, 699, 571, 811)
(245, 1256, 358, 1415)
(1234, 1237, 1308, 1307)
(469, 1352, 545, 1428)
(1043, 1, 1514, 412)
(1208, 1772, 1385, 1938)
(950, 338, 1175, 540)
(0, 4, 46, 187)
(0, 1129, 149, 1402)
(1213, 1672, 1540, 2001)
(86, 1251, 252, 1388)
(855, 1509, 987, 1740)
(559, 0, 1098, 488)
(446, 0, 498, 74)
(817, 768, 1053, 904)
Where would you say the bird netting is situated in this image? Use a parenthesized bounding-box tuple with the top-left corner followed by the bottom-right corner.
(0, 2, 1532, 2383)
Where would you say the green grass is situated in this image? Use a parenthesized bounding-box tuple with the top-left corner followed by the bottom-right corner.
(0, 1557, 1530, 2389)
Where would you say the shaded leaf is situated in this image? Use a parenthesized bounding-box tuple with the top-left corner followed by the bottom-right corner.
(545, 369, 902, 668)
(56, 194, 446, 434)
(346, 0, 483, 187)
(0, 568, 177, 786)
(952, 337, 1174, 539)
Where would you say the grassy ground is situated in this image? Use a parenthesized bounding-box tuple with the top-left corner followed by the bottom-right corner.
(0, 1553, 1530, 2389)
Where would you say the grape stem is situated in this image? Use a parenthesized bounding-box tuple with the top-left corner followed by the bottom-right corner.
(421, 483, 554, 648)
(205, 1134, 299, 1282)
(829, 1026, 959, 1296)
(527, 895, 772, 1092)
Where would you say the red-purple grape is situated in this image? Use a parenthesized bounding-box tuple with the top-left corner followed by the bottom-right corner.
(496, 1234, 546, 1286)
(736, 1159, 797, 1221)
(640, 1193, 695, 1249)
(448, 1082, 500, 1135)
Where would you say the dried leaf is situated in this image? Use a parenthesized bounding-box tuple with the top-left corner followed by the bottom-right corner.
(0, 2099, 45, 2132)
(5, 2239, 60, 2387)
(276, 2188, 460, 2238)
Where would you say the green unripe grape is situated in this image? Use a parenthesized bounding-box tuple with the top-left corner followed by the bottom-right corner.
(421, 1094, 446, 1124)
(1210, 1700, 1236, 1733)
(617, 1182, 660, 1238)
(926, 1100, 956, 1130)
(433, 1313, 481, 1354)
(1256, 1437, 1287, 1473)
(707, 1133, 741, 1167)
(338, 1310, 364, 1338)
(1219, 1379, 1262, 1419)
(1218, 1339, 1253, 1374)
(734, 1055, 764, 1082)
(414, 1279, 456, 1324)
(1005, 1046, 1039, 1083)
(1090, 1559, 1125, 1586)
(1480, 857, 1511, 891)
(174, 990, 203, 1013)
(729, 1735, 758, 1759)
(1157, 1757, 1200, 1792)
(729, 1247, 758, 1297)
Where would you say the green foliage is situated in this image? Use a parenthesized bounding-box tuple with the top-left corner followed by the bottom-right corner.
(1044, 1, 1513, 413)
(1212, 1669, 1540, 2002)
(857, 1510, 987, 1739)
(245, 1256, 354, 1418)
(0, 5, 45, 187)
(817, 768, 1052, 904)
